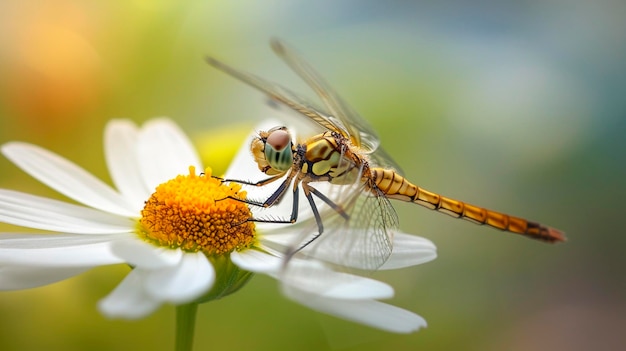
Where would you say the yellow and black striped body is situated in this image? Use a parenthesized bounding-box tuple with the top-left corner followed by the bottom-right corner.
(294, 132, 565, 243)
(369, 168, 565, 243)
(299, 131, 362, 185)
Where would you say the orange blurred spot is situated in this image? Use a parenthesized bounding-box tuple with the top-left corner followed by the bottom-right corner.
(0, 4, 105, 135)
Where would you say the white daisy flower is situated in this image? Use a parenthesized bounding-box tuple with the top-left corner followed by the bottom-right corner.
(0, 118, 436, 334)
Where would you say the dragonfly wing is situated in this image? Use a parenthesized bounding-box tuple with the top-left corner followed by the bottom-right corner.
(292, 181, 397, 273)
(270, 38, 382, 153)
(339, 185, 397, 271)
(206, 56, 344, 135)
(368, 145, 405, 176)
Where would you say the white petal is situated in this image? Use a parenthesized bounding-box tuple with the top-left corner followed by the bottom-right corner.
(224, 130, 266, 181)
(230, 249, 282, 274)
(136, 118, 202, 191)
(280, 227, 391, 271)
(110, 237, 183, 269)
(380, 233, 437, 270)
(321, 276, 394, 300)
(0, 233, 126, 266)
(1, 142, 136, 217)
(266, 230, 437, 272)
(224, 119, 281, 180)
(281, 259, 394, 300)
(232, 246, 390, 303)
(0, 189, 135, 234)
(257, 231, 299, 249)
(104, 119, 152, 210)
(144, 251, 214, 304)
(98, 268, 162, 319)
(285, 288, 427, 333)
(0, 265, 92, 290)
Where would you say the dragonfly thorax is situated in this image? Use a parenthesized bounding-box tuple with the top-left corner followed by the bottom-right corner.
(301, 131, 365, 186)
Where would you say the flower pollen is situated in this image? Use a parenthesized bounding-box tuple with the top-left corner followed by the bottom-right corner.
(139, 166, 256, 255)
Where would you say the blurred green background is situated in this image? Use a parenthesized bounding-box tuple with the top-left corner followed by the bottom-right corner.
(1, 1, 624, 350)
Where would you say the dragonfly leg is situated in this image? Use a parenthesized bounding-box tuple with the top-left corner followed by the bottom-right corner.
(263, 173, 295, 207)
(287, 183, 353, 255)
(228, 173, 300, 227)
(283, 181, 356, 263)
(281, 182, 324, 262)
(243, 186, 299, 225)
(212, 175, 283, 187)
(215, 173, 292, 208)
(219, 196, 266, 208)
(302, 183, 324, 235)
(286, 182, 353, 256)
(307, 185, 350, 220)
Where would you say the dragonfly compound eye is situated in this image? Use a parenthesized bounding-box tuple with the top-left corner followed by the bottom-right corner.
(264, 128, 293, 172)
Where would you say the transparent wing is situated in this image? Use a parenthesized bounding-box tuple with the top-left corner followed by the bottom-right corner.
(207, 40, 404, 172)
(270, 38, 382, 153)
(288, 181, 398, 274)
(367, 146, 406, 176)
(276, 180, 397, 299)
(205, 56, 349, 137)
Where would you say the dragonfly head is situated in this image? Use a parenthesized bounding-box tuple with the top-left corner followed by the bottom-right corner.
(251, 126, 294, 175)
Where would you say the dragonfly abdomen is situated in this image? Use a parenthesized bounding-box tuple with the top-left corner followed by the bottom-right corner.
(370, 168, 565, 243)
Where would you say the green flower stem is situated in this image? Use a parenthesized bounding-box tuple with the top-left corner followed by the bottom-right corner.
(175, 303, 198, 351)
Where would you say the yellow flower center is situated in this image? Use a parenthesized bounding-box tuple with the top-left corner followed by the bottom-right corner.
(139, 166, 256, 255)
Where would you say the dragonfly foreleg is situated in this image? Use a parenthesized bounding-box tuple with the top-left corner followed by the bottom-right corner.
(263, 174, 294, 207)
(224, 173, 300, 228)
(246, 185, 299, 226)
(212, 175, 282, 187)
(215, 172, 294, 208)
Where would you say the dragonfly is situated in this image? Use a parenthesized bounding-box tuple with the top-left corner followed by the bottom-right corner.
(206, 39, 565, 271)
